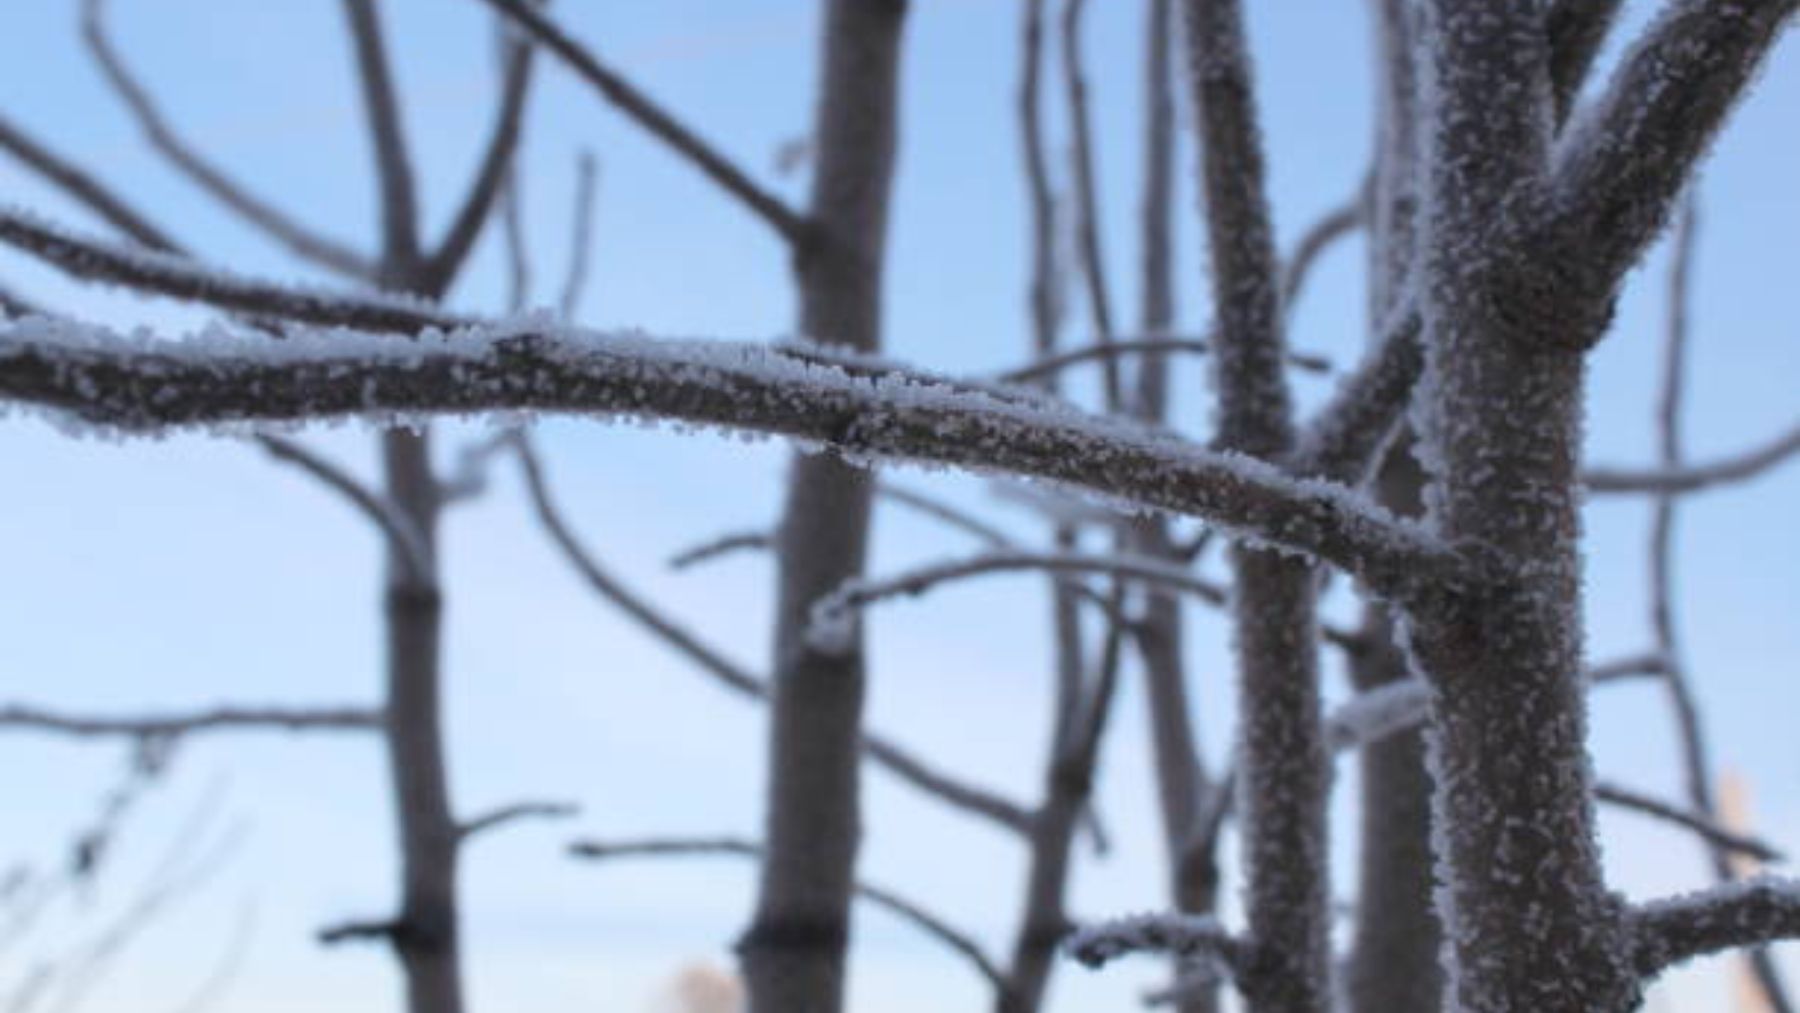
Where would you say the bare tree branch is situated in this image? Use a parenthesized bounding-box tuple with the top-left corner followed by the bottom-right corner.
(0, 316, 1460, 601)
(80, 0, 372, 278)
(0, 705, 382, 739)
(807, 549, 1225, 655)
(557, 151, 599, 321)
(468, 0, 808, 246)
(423, 22, 539, 292)
(456, 801, 578, 843)
(1065, 912, 1242, 977)
(876, 482, 1013, 547)
(1585, 421, 1800, 495)
(1018, 0, 1062, 365)
(339, 0, 422, 273)
(1280, 188, 1364, 312)
(668, 530, 774, 571)
(1286, 300, 1421, 485)
(1546, 0, 1629, 125)
(0, 209, 454, 333)
(510, 433, 1036, 837)
(256, 434, 433, 585)
(316, 918, 404, 947)
(1548, 0, 1798, 306)
(1632, 878, 1800, 976)
(0, 113, 179, 252)
(994, 336, 1330, 387)
(1595, 781, 1784, 865)
(568, 836, 1007, 993)
(1059, 0, 1120, 410)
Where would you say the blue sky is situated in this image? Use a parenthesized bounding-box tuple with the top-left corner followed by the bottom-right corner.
(1, 1, 1797, 1010)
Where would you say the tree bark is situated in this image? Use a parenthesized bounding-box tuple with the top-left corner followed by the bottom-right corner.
(739, 3, 907, 1011)
(381, 427, 463, 1013)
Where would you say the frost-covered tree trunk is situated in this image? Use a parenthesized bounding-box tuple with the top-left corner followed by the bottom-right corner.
(1181, 2, 1329, 1010)
(738, 2, 906, 1010)
(1404, 5, 1632, 1010)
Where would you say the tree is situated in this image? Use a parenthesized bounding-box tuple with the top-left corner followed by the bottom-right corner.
(4, 2, 1800, 1012)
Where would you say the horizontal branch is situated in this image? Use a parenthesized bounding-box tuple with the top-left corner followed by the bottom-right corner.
(469, 0, 809, 245)
(1596, 780, 1783, 864)
(316, 917, 403, 947)
(1632, 877, 1800, 976)
(806, 549, 1224, 653)
(569, 836, 1005, 991)
(0, 313, 1458, 602)
(0, 704, 383, 739)
(992, 336, 1331, 387)
(667, 529, 773, 571)
(1064, 912, 1242, 978)
(457, 800, 579, 843)
(1586, 420, 1800, 495)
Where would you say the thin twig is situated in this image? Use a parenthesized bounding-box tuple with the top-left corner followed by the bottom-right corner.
(0, 113, 179, 252)
(457, 801, 579, 843)
(1585, 422, 1800, 495)
(1059, 0, 1120, 410)
(340, 0, 422, 272)
(558, 152, 599, 320)
(667, 530, 774, 571)
(511, 434, 1036, 836)
(469, 0, 808, 245)
(80, 0, 372, 278)
(1595, 781, 1784, 864)
(256, 435, 433, 584)
(1280, 187, 1364, 312)
(0, 705, 383, 739)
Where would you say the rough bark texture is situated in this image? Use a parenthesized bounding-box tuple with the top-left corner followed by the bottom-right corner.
(739, 3, 906, 1010)
(1406, 6, 1635, 1010)
(1182, 2, 1328, 1009)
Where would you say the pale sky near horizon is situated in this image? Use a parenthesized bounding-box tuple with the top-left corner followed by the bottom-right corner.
(2, 1, 1798, 1011)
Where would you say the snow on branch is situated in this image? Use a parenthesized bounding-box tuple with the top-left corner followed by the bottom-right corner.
(0, 208, 452, 334)
(0, 314, 1459, 601)
(568, 836, 1006, 991)
(1064, 912, 1242, 979)
(469, 0, 808, 246)
(1550, 0, 1798, 291)
(0, 704, 383, 739)
(1632, 877, 1800, 976)
(1585, 420, 1800, 495)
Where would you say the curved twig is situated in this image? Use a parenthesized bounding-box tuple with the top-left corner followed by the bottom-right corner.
(81, 0, 372, 278)
(1595, 781, 1784, 864)
(469, 0, 808, 246)
(1586, 421, 1800, 496)
(256, 435, 432, 584)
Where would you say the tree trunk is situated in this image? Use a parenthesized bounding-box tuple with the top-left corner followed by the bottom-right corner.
(1344, 443, 1439, 1013)
(739, 3, 907, 1010)
(381, 427, 463, 1013)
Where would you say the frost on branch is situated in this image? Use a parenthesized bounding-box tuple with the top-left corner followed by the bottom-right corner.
(1631, 876, 1800, 976)
(1064, 912, 1241, 977)
(0, 313, 1457, 599)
